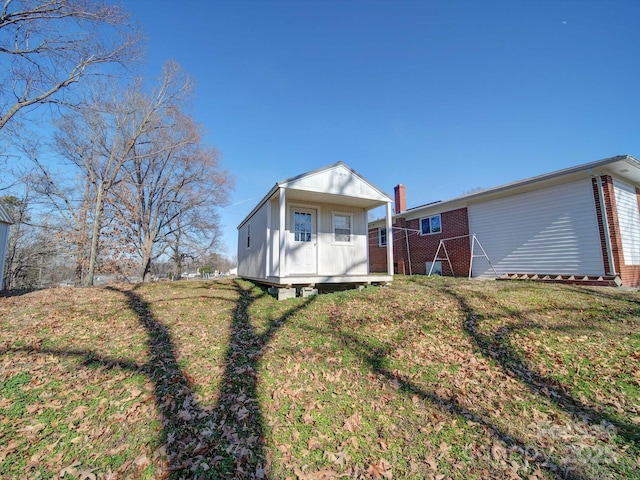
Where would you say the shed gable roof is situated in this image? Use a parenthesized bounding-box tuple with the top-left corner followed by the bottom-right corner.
(280, 162, 390, 202)
(238, 162, 391, 229)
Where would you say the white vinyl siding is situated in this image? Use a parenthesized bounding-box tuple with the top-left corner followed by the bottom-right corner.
(0, 222, 8, 289)
(237, 203, 268, 278)
(468, 179, 604, 277)
(320, 204, 368, 275)
(613, 179, 640, 265)
(266, 200, 368, 278)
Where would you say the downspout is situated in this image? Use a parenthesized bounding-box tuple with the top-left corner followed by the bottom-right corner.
(592, 171, 617, 275)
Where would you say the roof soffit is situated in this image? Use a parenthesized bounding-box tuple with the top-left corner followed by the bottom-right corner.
(369, 155, 640, 225)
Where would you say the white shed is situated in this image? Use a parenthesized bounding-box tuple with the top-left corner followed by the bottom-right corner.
(237, 162, 393, 296)
(0, 203, 12, 291)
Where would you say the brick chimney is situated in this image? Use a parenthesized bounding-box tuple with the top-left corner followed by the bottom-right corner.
(394, 184, 406, 214)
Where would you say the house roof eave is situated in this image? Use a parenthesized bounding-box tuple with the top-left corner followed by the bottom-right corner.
(368, 154, 639, 227)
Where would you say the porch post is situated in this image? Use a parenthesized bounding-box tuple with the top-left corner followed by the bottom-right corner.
(265, 196, 271, 279)
(386, 201, 394, 276)
(279, 187, 286, 277)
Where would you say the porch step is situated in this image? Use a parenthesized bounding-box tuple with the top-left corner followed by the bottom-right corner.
(498, 273, 622, 287)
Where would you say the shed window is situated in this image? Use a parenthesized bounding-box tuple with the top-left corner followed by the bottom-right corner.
(420, 214, 441, 235)
(379, 227, 387, 247)
(333, 213, 352, 242)
(246, 222, 251, 249)
(294, 212, 312, 242)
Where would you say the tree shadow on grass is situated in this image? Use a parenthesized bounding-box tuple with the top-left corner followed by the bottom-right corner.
(106, 280, 315, 477)
(442, 286, 639, 449)
(0, 287, 38, 298)
(320, 311, 592, 480)
(4, 279, 314, 478)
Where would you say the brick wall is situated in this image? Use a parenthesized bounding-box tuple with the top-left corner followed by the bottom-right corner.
(368, 227, 388, 273)
(369, 208, 471, 276)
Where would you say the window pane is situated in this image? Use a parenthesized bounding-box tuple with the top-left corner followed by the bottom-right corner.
(421, 217, 430, 235)
(380, 228, 387, 246)
(334, 214, 351, 242)
(294, 212, 312, 242)
(430, 215, 441, 233)
(335, 215, 350, 229)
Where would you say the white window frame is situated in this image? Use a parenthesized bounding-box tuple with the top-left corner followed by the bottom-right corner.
(378, 227, 387, 247)
(420, 214, 442, 236)
(332, 212, 353, 245)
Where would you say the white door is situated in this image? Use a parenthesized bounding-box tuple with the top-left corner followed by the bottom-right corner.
(289, 208, 317, 274)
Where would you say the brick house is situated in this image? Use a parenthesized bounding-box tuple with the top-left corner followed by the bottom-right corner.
(369, 155, 640, 287)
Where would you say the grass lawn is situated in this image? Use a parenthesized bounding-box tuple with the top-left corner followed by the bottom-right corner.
(1, 276, 639, 479)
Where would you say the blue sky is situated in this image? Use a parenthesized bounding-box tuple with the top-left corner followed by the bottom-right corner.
(124, 0, 640, 257)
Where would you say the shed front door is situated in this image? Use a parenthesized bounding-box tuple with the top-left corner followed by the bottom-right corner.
(289, 208, 317, 275)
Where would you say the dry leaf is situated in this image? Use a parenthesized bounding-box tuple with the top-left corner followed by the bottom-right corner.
(308, 437, 322, 451)
(133, 453, 150, 468)
(177, 409, 192, 421)
(368, 459, 392, 479)
(343, 412, 361, 433)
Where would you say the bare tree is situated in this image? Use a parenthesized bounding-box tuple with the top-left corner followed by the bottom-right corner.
(14, 132, 95, 285)
(164, 207, 226, 280)
(0, 0, 139, 131)
(53, 62, 200, 285)
(1, 193, 28, 289)
(201, 251, 235, 276)
(1, 190, 61, 289)
(114, 106, 232, 282)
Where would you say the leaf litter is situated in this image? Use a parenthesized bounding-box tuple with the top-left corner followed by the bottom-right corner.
(0, 277, 638, 478)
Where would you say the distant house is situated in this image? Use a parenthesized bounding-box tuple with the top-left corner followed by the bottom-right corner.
(238, 162, 393, 297)
(0, 203, 13, 290)
(369, 155, 640, 287)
